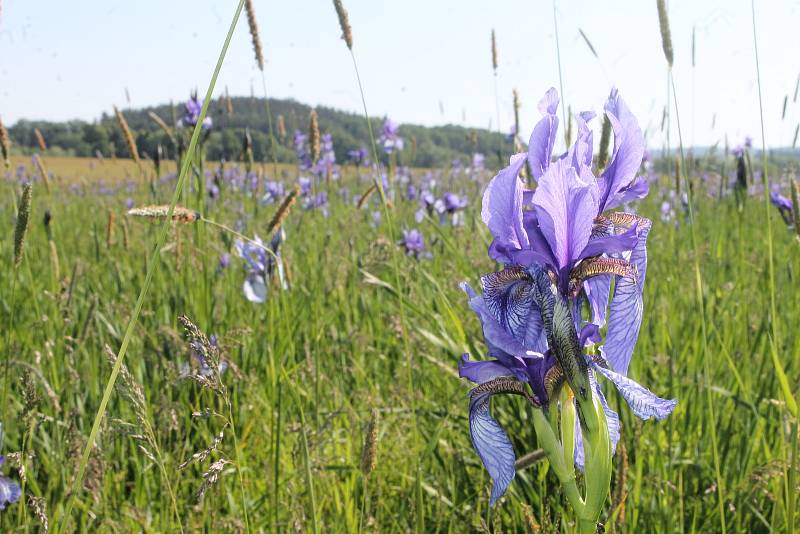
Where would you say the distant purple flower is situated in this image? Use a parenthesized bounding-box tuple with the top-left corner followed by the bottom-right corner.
(315, 133, 339, 180)
(398, 229, 429, 259)
(218, 253, 230, 271)
(732, 145, 744, 158)
(435, 192, 468, 225)
(235, 231, 286, 303)
(660, 200, 675, 223)
(379, 118, 404, 154)
(371, 210, 381, 228)
(262, 181, 285, 204)
(125, 197, 135, 210)
(471, 153, 486, 174)
(294, 130, 313, 171)
(771, 190, 794, 225)
(0, 457, 20, 511)
(406, 184, 418, 201)
(298, 177, 312, 196)
(744, 136, 753, 149)
(347, 147, 369, 166)
(179, 94, 212, 130)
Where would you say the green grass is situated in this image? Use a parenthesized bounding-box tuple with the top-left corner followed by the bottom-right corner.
(0, 151, 798, 531)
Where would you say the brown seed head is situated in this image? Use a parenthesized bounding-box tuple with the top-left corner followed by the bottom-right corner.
(245, 0, 265, 71)
(0, 115, 11, 168)
(333, 0, 353, 50)
(14, 183, 32, 266)
(34, 128, 47, 151)
(308, 110, 321, 163)
(113, 106, 140, 163)
(491, 29, 498, 72)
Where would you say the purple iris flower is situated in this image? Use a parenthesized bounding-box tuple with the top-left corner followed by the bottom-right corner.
(398, 229, 430, 259)
(379, 118, 404, 154)
(315, 133, 339, 180)
(347, 147, 369, 166)
(294, 130, 313, 171)
(460, 87, 675, 504)
(261, 181, 284, 204)
(371, 210, 381, 228)
(179, 94, 212, 130)
(125, 197, 135, 210)
(770, 190, 794, 225)
(235, 230, 286, 303)
(415, 190, 436, 223)
(0, 456, 20, 511)
(471, 153, 486, 174)
(435, 192, 468, 225)
(298, 177, 312, 196)
(406, 183, 418, 201)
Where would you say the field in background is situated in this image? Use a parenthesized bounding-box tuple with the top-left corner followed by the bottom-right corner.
(1, 153, 798, 532)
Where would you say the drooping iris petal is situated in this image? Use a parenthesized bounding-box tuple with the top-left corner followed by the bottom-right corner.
(469, 391, 516, 504)
(532, 159, 598, 274)
(579, 323, 601, 347)
(243, 275, 268, 303)
(594, 364, 677, 420)
(481, 268, 547, 354)
(459, 354, 514, 384)
(613, 175, 650, 206)
(603, 219, 651, 374)
(482, 154, 530, 264)
(598, 88, 645, 212)
(527, 88, 560, 181)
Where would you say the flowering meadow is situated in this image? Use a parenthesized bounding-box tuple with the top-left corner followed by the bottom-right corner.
(1, 1, 800, 532)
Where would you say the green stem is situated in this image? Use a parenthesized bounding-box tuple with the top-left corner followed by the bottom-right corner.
(53, 3, 246, 531)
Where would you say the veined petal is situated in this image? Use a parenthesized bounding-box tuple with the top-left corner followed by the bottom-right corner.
(584, 274, 612, 327)
(468, 391, 516, 504)
(568, 111, 596, 171)
(459, 354, 514, 384)
(533, 159, 599, 272)
(461, 282, 528, 370)
(579, 223, 638, 260)
(482, 154, 530, 265)
(603, 218, 651, 374)
(481, 268, 547, 354)
(594, 363, 677, 420)
(598, 88, 645, 212)
(527, 88, 560, 181)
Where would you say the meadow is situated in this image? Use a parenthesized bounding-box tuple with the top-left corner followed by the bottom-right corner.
(1, 1, 799, 533)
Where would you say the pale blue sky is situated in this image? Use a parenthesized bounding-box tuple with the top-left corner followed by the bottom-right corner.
(1, 1, 799, 151)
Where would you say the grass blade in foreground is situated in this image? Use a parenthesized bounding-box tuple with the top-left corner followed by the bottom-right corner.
(55, 1, 246, 531)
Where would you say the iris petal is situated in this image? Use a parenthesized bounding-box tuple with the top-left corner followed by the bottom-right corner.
(594, 364, 677, 420)
(527, 88, 560, 181)
(469, 391, 516, 504)
(459, 354, 514, 385)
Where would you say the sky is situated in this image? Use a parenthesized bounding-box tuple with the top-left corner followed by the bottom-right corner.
(1, 0, 799, 152)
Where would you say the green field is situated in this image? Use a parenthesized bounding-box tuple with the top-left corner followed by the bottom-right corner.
(1, 149, 798, 532)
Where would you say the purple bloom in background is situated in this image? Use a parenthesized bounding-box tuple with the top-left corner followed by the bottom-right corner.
(471, 153, 486, 174)
(235, 231, 286, 303)
(218, 253, 231, 271)
(298, 177, 312, 196)
(125, 197, 135, 210)
(262, 181, 285, 204)
(371, 210, 381, 228)
(179, 94, 212, 130)
(294, 130, 313, 171)
(460, 87, 675, 503)
(415, 190, 436, 223)
(0, 456, 20, 511)
(398, 228, 430, 259)
(315, 133, 339, 180)
(379, 118, 404, 154)
(347, 147, 369, 166)
(770, 190, 794, 225)
(435, 192, 468, 225)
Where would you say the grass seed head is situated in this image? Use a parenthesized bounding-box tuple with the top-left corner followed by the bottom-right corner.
(491, 29, 498, 72)
(0, 115, 11, 167)
(333, 0, 353, 50)
(127, 205, 200, 224)
(360, 408, 379, 477)
(267, 185, 300, 235)
(113, 106, 140, 163)
(309, 110, 321, 163)
(656, 0, 674, 68)
(14, 182, 33, 266)
(245, 0, 265, 71)
(34, 127, 47, 151)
